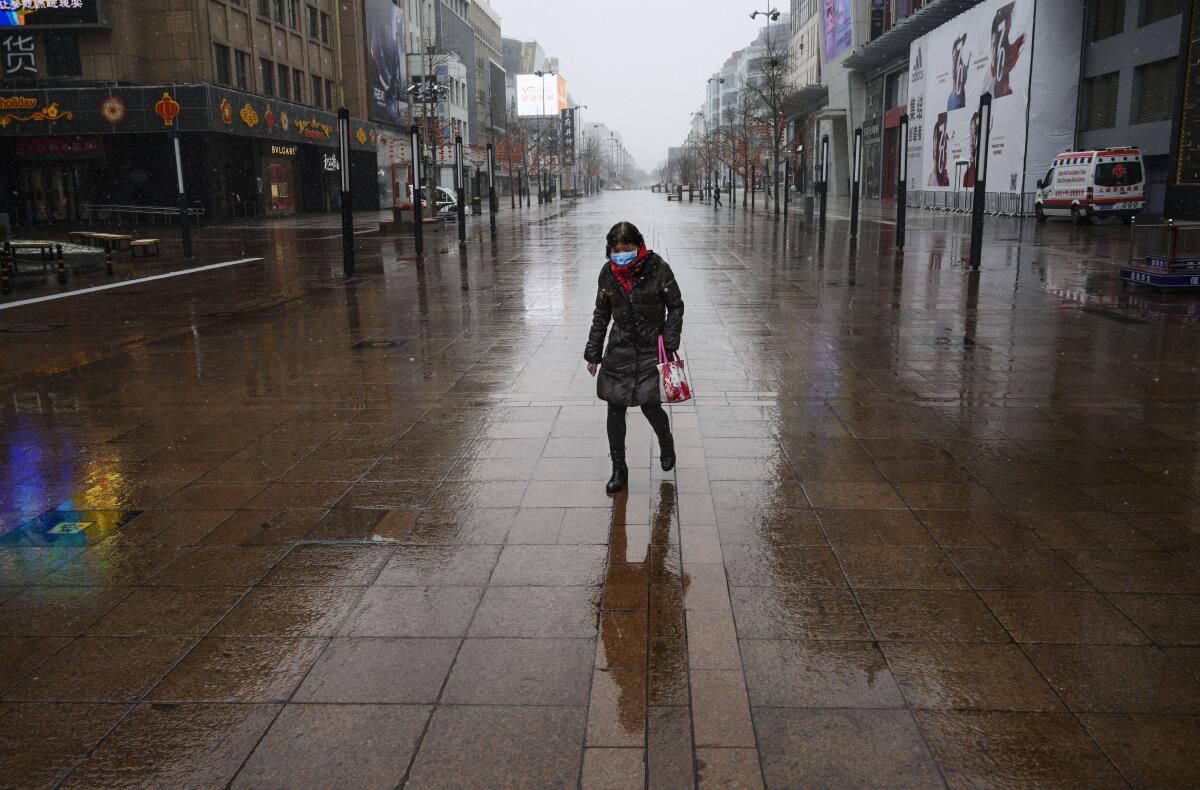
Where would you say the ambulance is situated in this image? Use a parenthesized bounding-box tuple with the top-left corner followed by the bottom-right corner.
(1034, 147, 1145, 224)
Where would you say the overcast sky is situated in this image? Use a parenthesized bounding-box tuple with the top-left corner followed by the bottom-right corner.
(492, 0, 768, 172)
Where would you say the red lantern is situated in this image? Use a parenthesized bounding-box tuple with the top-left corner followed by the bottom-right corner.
(154, 91, 180, 127)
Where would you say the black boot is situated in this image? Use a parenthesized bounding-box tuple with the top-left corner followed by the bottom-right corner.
(606, 451, 628, 494)
(658, 431, 676, 472)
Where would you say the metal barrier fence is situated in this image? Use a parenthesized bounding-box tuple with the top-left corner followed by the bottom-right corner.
(1127, 221, 1200, 265)
(82, 204, 206, 225)
(906, 190, 1036, 217)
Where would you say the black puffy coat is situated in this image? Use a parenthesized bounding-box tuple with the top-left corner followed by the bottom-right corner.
(584, 252, 684, 406)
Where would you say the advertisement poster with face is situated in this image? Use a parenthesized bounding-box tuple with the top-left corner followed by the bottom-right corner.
(366, 0, 406, 126)
(823, 0, 853, 62)
(909, 0, 1031, 193)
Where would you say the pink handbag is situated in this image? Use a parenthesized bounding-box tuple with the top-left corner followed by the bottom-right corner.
(657, 336, 692, 404)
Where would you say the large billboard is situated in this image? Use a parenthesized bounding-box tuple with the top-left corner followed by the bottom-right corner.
(365, 0, 406, 127)
(907, 0, 1034, 193)
(516, 73, 566, 117)
(823, 0, 853, 62)
(1, 0, 108, 28)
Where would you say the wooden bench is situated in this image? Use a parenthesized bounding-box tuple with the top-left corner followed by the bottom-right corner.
(8, 241, 54, 274)
(130, 239, 160, 257)
(10, 241, 55, 259)
(69, 230, 96, 245)
(87, 233, 134, 251)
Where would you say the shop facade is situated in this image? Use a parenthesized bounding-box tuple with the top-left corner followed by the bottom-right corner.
(0, 85, 380, 227)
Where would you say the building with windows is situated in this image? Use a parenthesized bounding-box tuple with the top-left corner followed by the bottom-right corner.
(0, 0, 382, 225)
(1078, 0, 1188, 215)
(468, 0, 504, 146)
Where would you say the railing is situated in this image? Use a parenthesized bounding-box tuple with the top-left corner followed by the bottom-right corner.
(1127, 221, 1200, 267)
(906, 189, 1036, 217)
(82, 204, 206, 225)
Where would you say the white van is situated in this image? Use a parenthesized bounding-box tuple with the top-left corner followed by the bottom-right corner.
(408, 185, 458, 215)
(1035, 147, 1145, 224)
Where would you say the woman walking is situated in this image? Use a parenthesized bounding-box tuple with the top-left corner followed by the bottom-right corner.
(585, 221, 685, 493)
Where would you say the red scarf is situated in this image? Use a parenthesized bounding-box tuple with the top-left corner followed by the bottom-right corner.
(609, 245, 649, 294)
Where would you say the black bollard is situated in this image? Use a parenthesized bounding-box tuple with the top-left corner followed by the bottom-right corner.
(1, 244, 10, 295)
(172, 129, 193, 259)
(106, 249, 114, 276)
(819, 135, 829, 232)
(784, 159, 790, 219)
(897, 113, 909, 250)
(487, 143, 497, 233)
(850, 127, 862, 239)
(409, 125, 424, 256)
(56, 243, 66, 284)
(337, 108, 354, 276)
(967, 94, 992, 270)
(454, 135, 466, 244)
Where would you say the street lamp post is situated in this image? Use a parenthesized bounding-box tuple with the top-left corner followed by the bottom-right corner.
(750, 7, 781, 215)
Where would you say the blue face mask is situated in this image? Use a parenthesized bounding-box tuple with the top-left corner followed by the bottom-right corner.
(610, 250, 638, 267)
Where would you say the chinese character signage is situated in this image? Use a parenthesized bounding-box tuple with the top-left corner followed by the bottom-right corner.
(1, 32, 34, 75)
(1, 0, 106, 28)
(560, 107, 575, 163)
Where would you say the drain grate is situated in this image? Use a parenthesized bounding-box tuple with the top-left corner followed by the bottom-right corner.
(1081, 307, 1148, 325)
(0, 323, 68, 333)
(353, 339, 410, 350)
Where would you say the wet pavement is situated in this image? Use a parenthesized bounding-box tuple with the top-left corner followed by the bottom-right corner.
(2, 192, 1200, 788)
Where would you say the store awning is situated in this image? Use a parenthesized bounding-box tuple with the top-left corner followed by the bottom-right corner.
(841, 0, 985, 72)
(791, 84, 829, 119)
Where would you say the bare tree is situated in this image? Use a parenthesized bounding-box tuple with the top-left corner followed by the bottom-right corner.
(743, 30, 803, 214)
(653, 159, 668, 189)
(581, 133, 604, 192)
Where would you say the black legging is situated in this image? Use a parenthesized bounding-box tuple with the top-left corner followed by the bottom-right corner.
(607, 403, 671, 455)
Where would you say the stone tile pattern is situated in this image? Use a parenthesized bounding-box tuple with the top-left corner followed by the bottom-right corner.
(2, 195, 1200, 788)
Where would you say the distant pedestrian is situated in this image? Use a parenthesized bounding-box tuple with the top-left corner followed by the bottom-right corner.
(585, 221, 685, 493)
(713, 185, 722, 207)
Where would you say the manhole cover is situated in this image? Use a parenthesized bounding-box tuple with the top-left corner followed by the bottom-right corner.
(0, 324, 68, 333)
(353, 339, 410, 350)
